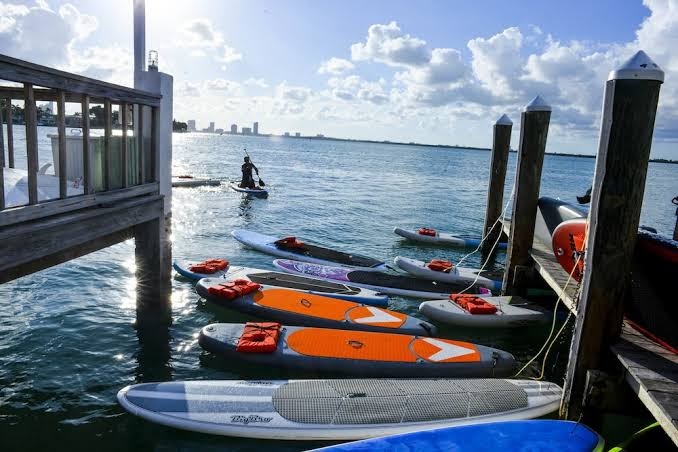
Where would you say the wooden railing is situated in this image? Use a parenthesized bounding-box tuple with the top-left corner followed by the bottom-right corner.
(0, 53, 161, 226)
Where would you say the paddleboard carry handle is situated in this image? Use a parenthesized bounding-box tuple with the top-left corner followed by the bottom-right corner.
(300, 298, 312, 308)
(347, 340, 364, 349)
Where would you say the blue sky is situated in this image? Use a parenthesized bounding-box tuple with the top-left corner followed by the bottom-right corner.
(1, 0, 677, 158)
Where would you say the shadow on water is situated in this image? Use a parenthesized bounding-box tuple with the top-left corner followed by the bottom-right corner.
(135, 326, 173, 384)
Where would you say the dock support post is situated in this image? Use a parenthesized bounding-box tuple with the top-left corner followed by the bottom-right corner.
(502, 96, 551, 295)
(561, 51, 664, 420)
(482, 114, 512, 255)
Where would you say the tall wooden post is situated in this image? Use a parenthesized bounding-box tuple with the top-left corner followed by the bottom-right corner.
(561, 51, 664, 420)
(135, 216, 172, 328)
(502, 96, 551, 295)
(483, 114, 512, 254)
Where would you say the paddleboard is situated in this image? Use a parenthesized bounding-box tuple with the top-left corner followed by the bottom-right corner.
(419, 295, 549, 328)
(199, 322, 515, 377)
(172, 176, 221, 188)
(232, 229, 387, 269)
(394, 227, 507, 250)
(229, 182, 268, 197)
(310, 420, 603, 451)
(173, 261, 388, 306)
(196, 280, 434, 336)
(117, 378, 562, 440)
(394, 256, 502, 291)
(273, 259, 482, 299)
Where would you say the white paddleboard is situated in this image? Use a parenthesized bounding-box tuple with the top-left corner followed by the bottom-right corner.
(118, 378, 562, 440)
(394, 256, 502, 291)
(394, 227, 507, 249)
(229, 182, 268, 196)
(419, 296, 550, 328)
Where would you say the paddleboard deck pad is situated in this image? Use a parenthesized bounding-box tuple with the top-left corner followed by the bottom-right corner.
(394, 227, 507, 250)
(394, 256, 502, 291)
(419, 295, 550, 328)
(310, 420, 602, 451)
(199, 323, 515, 377)
(196, 281, 434, 335)
(229, 182, 268, 196)
(117, 378, 562, 440)
(232, 229, 386, 269)
(273, 259, 480, 299)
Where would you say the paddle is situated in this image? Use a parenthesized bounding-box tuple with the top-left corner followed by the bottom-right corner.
(244, 149, 265, 187)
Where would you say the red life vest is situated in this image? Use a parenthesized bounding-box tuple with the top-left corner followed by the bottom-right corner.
(427, 259, 454, 273)
(189, 258, 229, 274)
(207, 279, 261, 300)
(275, 236, 305, 249)
(418, 227, 437, 237)
(236, 322, 281, 353)
(450, 294, 497, 315)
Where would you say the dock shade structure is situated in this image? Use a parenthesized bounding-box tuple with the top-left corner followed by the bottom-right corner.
(0, 52, 172, 328)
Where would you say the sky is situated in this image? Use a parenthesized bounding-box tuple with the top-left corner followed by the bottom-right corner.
(1, 0, 678, 158)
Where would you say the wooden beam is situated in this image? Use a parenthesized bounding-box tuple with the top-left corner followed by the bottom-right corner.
(482, 114, 512, 255)
(502, 96, 551, 295)
(103, 99, 112, 190)
(5, 97, 14, 168)
(121, 102, 129, 188)
(57, 89, 67, 199)
(0, 182, 158, 227)
(561, 51, 664, 421)
(24, 83, 39, 205)
(0, 102, 4, 210)
(81, 95, 93, 195)
(0, 54, 160, 106)
(137, 104, 145, 184)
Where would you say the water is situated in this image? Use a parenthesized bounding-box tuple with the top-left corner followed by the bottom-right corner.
(1, 132, 677, 451)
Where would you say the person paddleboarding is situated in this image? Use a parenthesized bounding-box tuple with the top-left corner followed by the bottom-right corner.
(239, 150, 265, 189)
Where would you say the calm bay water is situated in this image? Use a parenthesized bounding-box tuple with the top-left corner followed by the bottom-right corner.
(1, 131, 677, 451)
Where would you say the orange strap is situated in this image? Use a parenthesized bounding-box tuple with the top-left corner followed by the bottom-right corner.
(427, 258, 454, 273)
(208, 279, 261, 300)
(275, 236, 305, 249)
(450, 294, 497, 315)
(418, 227, 437, 236)
(189, 258, 229, 274)
(236, 322, 281, 353)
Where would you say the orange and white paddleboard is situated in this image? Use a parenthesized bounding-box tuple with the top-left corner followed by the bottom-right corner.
(552, 218, 587, 282)
(196, 278, 436, 336)
(199, 323, 516, 378)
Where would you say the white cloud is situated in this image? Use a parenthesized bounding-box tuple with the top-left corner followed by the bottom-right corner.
(179, 18, 242, 65)
(351, 21, 430, 67)
(205, 78, 242, 95)
(467, 27, 524, 98)
(243, 78, 269, 89)
(318, 57, 354, 75)
(327, 75, 389, 104)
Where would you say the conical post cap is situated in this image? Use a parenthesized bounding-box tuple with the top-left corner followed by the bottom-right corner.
(495, 114, 513, 126)
(525, 95, 551, 112)
(608, 50, 664, 82)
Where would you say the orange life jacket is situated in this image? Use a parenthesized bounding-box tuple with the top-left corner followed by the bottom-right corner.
(236, 322, 281, 353)
(427, 258, 454, 273)
(450, 293, 497, 315)
(207, 279, 261, 300)
(275, 236, 305, 249)
(189, 258, 229, 274)
(418, 227, 437, 237)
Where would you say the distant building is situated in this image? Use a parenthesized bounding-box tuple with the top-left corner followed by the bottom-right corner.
(284, 132, 290, 137)
(253, 122, 259, 135)
(242, 127, 252, 135)
(201, 122, 215, 133)
(215, 128, 224, 134)
(295, 132, 301, 137)
(230, 124, 237, 134)
(316, 134, 324, 138)
(187, 120, 196, 132)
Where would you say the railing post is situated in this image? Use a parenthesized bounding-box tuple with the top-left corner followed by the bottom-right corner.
(0, 103, 5, 210)
(4, 98, 13, 168)
(103, 99, 112, 190)
(501, 96, 551, 295)
(137, 105, 145, 184)
(482, 114, 512, 255)
(121, 102, 129, 187)
(151, 106, 159, 184)
(82, 95, 94, 195)
(57, 90, 67, 198)
(24, 84, 39, 205)
(560, 51, 664, 420)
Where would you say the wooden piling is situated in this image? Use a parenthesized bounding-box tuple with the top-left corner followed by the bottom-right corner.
(502, 96, 551, 295)
(482, 114, 512, 254)
(561, 51, 664, 420)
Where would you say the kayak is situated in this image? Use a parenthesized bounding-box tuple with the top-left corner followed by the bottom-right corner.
(273, 259, 483, 299)
(196, 280, 434, 335)
(229, 182, 268, 197)
(232, 229, 387, 270)
(394, 256, 502, 291)
(310, 420, 602, 451)
(419, 295, 549, 328)
(394, 227, 507, 250)
(117, 378, 562, 440)
(199, 322, 516, 377)
(173, 261, 388, 306)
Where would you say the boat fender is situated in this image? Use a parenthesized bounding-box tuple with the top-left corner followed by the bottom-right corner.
(275, 236, 305, 249)
(418, 227, 437, 237)
(450, 294, 498, 315)
(208, 279, 261, 300)
(236, 322, 281, 353)
(427, 259, 455, 273)
(189, 258, 229, 274)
